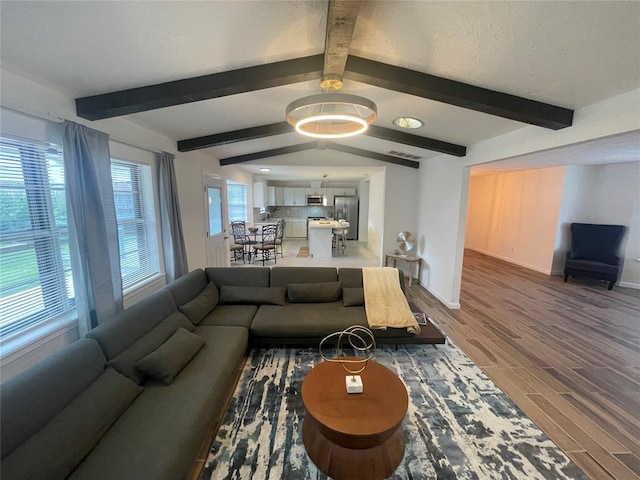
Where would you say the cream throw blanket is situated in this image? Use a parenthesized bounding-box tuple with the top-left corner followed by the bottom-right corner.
(363, 267, 421, 334)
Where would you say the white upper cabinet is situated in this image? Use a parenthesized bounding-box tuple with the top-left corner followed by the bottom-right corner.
(253, 182, 266, 208)
(293, 187, 305, 205)
(282, 187, 294, 206)
(275, 187, 284, 206)
(267, 186, 276, 206)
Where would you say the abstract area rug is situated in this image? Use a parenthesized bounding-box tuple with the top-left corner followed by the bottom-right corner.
(296, 246, 309, 258)
(200, 343, 587, 480)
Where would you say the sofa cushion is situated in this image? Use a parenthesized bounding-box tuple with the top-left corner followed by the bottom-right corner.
(251, 302, 367, 337)
(107, 311, 194, 384)
(270, 267, 337, 287)
(165, 269, 208, 307)
(288, 282, 342, 303)
(0, 338, 105, 459)
(219, 285, 286, 305)
(87, 289, 177, 359)
(67, 326, 248, 480)
(337, 268, 364, 288)
(343, 287, 365, 306)
(135, 328, 205, 385)
(205, 266, 270, 288)
(178, 282, 219, 325)
(1, 368, 141, 480)
(199, 304, 258, 328)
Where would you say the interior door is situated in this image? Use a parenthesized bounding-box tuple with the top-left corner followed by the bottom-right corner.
(204, 175, 229, 267)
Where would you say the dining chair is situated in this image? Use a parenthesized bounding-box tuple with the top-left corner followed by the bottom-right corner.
(274, 219, 285, 258)
(230, 221, 253, 263)
(252, 224, 277, 265)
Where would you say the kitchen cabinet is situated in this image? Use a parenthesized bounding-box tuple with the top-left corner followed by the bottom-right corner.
(275, 187, 284, 206)
(332, 187, 357, 197)
(292, 221, 306, 238)
(294, 188, 305, 205)
(267, 186, 276, 206)
(325, 188, 334, 206)
(282, 187, 294, 206)
(253, 182, 266, 208)
(284, 218, 307, 237)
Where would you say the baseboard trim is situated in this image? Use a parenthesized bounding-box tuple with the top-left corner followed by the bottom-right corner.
(618, 281, 640, 290)
(466, 247, 552, 275)
(426, 286, 461, 310)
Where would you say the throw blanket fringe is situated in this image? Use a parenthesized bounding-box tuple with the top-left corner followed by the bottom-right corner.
(363, 267, 421, 334)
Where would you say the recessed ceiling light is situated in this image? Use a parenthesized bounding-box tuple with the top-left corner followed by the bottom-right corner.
(259, 168, 271, 172)
(393, 117, 423, 129)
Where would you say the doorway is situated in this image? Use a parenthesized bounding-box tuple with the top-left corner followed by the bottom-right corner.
(204, 175, 229, 267)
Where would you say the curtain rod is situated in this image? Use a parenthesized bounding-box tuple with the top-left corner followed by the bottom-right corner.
(1, 104, 167, 156)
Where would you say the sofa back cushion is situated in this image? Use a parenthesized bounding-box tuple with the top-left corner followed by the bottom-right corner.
(270, 267, 337, 287)
(1, 368, 142, 480)
(219, 285, 286, 305)
(288, 282, 342, 303)
(178, 282, 219, 325)
(106, 311, 195, 384)
(205, 267, 271, 288)
(0, 338, 105, 459)
(166, 269, 208, 307)
(87, 289, 177, 359)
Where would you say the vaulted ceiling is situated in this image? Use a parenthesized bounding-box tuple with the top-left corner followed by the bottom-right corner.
(1, 1, 639, 180)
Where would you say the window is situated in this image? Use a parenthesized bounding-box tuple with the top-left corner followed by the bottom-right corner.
(111, 159, 160, 291)
(227, 181, 248, 222)
(0, 136, 74, 338)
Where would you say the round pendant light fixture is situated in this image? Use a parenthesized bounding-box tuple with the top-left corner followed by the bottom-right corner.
(286, 92, 377, 139)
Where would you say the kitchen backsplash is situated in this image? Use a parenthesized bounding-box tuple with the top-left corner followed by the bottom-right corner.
(253, 206, 333, 221)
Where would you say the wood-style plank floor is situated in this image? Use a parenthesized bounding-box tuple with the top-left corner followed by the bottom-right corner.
(406, 249, 640, 480)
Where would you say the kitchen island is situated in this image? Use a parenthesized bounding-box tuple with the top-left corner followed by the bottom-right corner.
(308, 220, 341, 258)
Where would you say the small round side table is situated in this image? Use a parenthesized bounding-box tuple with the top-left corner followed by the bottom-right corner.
(301, 359, 408, 480)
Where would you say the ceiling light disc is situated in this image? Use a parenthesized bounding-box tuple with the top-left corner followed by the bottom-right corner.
(286, 93, 377, 139)
(392, 116, 423, 129)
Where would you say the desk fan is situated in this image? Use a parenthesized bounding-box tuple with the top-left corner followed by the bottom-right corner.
(396, 231, 415, 255)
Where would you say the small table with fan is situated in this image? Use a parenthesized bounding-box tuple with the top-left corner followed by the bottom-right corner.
(385, 231, 421, 287)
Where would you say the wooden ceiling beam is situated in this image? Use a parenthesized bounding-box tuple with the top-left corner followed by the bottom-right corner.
(219, 141, 420, 168)
(178, 122, 292, 152)
(326, 143, 420, 169)
(366, 125, 466, 157)
(323, 0, 361, 84)
(178, 121, 466, 157)
(219, 143, 317, 166)
(75, 55, 324, 120)
(344, 55, 574, 130)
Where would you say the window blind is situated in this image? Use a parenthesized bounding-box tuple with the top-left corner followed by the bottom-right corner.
(0, 136, 74, 337)
(227, 181, 248, 222)
(111, 159, 160, 290)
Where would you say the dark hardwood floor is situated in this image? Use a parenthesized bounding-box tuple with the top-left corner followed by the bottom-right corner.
(406, 249, 640, 480)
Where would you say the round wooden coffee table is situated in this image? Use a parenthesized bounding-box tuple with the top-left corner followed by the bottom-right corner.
(301, 359, 408, 480)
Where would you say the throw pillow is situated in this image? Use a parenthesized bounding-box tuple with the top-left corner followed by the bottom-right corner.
(106, 311, 194, 384)
(219, 285, 286, 305)
(134, 327, 205, 385)
(178, 282, 219, 325)
(342, 287, 365, 306)
(288, 282, 342, 303)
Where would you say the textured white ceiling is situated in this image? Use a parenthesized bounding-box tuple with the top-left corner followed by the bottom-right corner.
(1, 1, 639, 181)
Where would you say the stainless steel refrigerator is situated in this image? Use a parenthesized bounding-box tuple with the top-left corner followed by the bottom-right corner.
(333, 196, 359, 240)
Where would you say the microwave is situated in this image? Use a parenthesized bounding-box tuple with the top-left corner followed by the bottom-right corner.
(306, 195, 325, 206)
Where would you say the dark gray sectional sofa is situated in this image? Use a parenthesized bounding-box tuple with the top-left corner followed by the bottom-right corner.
(1, 266, 442, 480)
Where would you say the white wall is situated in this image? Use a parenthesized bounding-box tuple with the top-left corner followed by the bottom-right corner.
(358, 179, 370, 242)
(382, 165, 420, 274)
(367, 171, 385, 259)
(466, 167, 566, 274)
(553, 162, 640, 286)
(416, 158, 469, 308)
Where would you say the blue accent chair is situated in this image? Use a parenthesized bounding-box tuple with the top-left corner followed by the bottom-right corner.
(563, 223, 626, 290)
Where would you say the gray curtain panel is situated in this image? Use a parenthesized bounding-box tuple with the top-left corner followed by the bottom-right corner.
(158, 152, 188, 282)
(63, 121, 123, 332)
